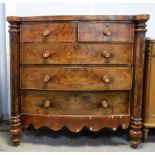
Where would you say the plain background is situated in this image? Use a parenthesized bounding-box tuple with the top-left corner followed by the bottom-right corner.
(0, 3, 155, 121)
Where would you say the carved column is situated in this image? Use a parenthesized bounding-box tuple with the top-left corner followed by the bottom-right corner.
(129, 19, 148, 148)
(8, 21, 21, 146)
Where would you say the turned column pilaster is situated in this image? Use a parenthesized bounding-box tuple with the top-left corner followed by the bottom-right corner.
(8, 21, 21, 146)
(130, 18, 148, 149)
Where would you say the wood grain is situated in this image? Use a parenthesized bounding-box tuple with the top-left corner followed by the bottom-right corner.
(8, 21, 21, 146)
(7, 14, 149, 22)
(20, 43, 133, 65)
(21, 114, 130, 132)
(20, 66, 133, 90)
(129, 18, 148, 149)
(7, 15, 149, 148)
(78, 23, 134, 42)
(21, 90, 130, 115)
(20, 23, 76, 42)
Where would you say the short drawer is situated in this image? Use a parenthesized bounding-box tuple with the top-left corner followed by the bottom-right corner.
(20, 43, 133, 65)
(21, 90, 130, 115)
(78, 23, 134, 42)
(20, 66, 133, 90)
(20, 23, 76, 42)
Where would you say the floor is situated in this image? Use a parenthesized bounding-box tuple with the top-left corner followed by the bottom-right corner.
(0, 121, 155, 152)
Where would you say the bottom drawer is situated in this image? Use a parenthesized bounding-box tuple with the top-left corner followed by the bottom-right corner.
(21, 90, 130, 115)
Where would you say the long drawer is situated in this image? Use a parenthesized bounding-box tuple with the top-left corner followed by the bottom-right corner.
(20, 43, 133, 65)
(20, 66, 133, 90)
(21, 90, 130, 115)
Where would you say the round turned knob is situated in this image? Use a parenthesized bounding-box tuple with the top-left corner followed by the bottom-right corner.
(43, 75, 50, 83)
(103, 29, 111, 36)
(101, 100, 109, 108)
(43, 100, 51, 108)
(103, 75, 111, 84)
(42, 30, 50, 36)
(42, 51, 50, 58)
(102, 51, 111, 58)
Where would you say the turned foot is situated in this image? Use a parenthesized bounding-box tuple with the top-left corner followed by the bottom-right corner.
(10, 115, 22, 146)
(143, 127, 149, 143)
(129, 116, 142, 149)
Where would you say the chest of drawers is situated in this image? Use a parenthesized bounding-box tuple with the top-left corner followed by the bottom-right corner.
(7, 15, 149, 148)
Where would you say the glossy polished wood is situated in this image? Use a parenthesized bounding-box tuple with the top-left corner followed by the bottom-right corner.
(21, 114, 130, 132)
(143, 40, 155, 142)
(7, 15, 149, 148)
(20, 66, 133, 90)
(78, 23, 134, 42)
(21, 90, 130, 115)
(129, 19, 148, 149)
(8, 21, 22, 146)
(7, 14, 149, 22)
(20, 43, 133, 65)
(21, 23, 76, 42)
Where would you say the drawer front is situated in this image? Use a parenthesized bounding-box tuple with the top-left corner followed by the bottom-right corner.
(20, 66, 133, 90)
(20, 43, 133, 65)
(78, 23, 134, 42)
(21, 90, 130, 115)
(20, 23, 76, 42)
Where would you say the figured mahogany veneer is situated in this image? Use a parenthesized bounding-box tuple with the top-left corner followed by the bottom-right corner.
(21, 23, 76, 42)
(7, 15, 149, 148)
(20, 66, 133, 90)
(20, 43, 133, 65)
(78, 23, 134, 42)
(21, 90, 130, 115)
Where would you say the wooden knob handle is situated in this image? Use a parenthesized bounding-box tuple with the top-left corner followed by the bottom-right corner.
(102, 51, 111, 58)
(101, 100, 109, 108)
(103, 75, 111, 84)
(43, 75, 50, 83)
(42, 51, 50, 58)
(103, 29, 111, 36)
(42, 30, 50, 36)
(43, 100, 51, 108)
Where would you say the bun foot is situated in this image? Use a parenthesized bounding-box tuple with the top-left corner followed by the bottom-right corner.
(129, 116, 142, 149)
(10, 115, 22, 146)
(130, 139, 140, 149)
(12, 138, 21, 146)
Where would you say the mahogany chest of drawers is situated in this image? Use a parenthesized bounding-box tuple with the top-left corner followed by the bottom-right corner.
(143, 39, 155, 141)
(7, 15, 149, 148)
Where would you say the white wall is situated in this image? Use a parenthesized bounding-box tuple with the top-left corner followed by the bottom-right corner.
(0, 4, 3, 121)
(2, 3, 155, 120)
(14, 3, 155, 38)
(0, 3, 8, 121)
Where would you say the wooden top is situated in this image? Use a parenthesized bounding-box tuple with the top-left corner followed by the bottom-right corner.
(7, 14, 149, 22)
